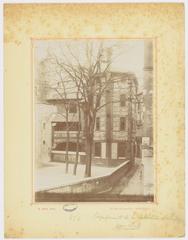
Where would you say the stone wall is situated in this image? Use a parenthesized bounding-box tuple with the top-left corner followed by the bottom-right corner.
(39, 160, 132, 194)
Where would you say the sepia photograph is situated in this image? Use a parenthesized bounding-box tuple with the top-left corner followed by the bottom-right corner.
(34, 39, 154, 202)
(4, 2, 185, 237)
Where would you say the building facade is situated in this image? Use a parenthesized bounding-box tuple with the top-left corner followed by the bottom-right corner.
(142, 40, 153, 147)
(35, 69, 142, 167)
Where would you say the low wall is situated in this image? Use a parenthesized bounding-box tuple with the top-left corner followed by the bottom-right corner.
(41, 160, 132, 194)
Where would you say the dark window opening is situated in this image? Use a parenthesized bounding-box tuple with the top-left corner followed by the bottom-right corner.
(95, 77, 101, 86)
(69, 103, 77, 113)
(118, 142, 125, 157)
(132, 119, 136, 131)
(96, 117, 100, 131)
(43, 140, 45, 145)
(120, 117, 126, 131)
(94, 142, 101, 157)
(96, 96, 101, 107)
(120, 94, 126, 107)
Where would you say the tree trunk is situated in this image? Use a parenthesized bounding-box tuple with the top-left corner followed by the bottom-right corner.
(73, 102, 81, 175)
(84, 119, 94, 177)
(83, 107, 95, 178)
(84, 137, 93, 177)
(73, 132, 80, 175)
(65, 107, 69, 173)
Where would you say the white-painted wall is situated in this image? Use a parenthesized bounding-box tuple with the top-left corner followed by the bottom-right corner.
(101, 142, 106, 159)
(35, 103, 57, 166)
(112, 143, 117, 159)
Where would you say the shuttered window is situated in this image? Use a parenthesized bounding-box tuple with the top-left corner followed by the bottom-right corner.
(118, 142, 125, 157)
(120, 94, 126, 107)
(69, 103, 77, 113)
(94, 142, 101, 157)
(120, 117, 126, 131)
(96, 117, 100, 131)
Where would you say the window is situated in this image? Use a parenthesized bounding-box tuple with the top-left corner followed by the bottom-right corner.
(132, 119, 136, 131)
(95, 77, 102, 92)
(96, 77, 101, 85)
(96, 117, 100, 131)
(120, 117, 126, 131)
(120, 94, 126, 107)
(94, 142, 101, 157)
(96, 96, 101, 107)
(118, 142, 125, 157)
(69, 103, 77, 113)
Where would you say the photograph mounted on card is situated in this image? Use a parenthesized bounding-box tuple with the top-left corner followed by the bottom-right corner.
(4, 3, 185, 238)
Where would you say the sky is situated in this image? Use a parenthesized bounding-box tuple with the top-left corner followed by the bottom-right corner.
(34, 39, 145, 88)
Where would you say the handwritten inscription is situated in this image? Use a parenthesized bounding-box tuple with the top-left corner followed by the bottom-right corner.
(94, 211, 183, 231)
(36, 206, 183, 232)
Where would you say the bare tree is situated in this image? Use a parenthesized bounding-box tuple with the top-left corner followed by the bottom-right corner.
(45, 43, 115, 177)
(40, 42, 138, 177)
(73, 88, 82, 175)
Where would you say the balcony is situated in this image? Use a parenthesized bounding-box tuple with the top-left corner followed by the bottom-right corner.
(54, 131, 84, 140)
